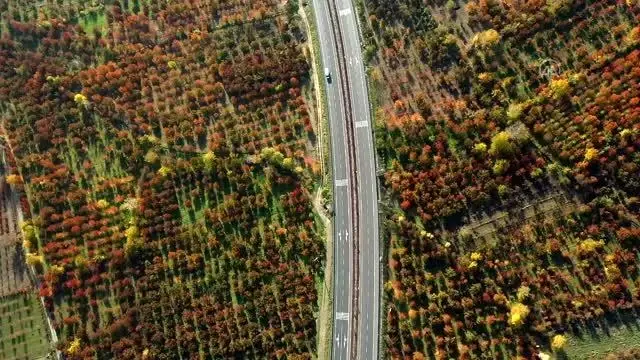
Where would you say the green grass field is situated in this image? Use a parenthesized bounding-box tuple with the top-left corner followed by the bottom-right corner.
(0, 293, 51, 360)
(560, 319, 640, 360)
(79, 11, 108, 36)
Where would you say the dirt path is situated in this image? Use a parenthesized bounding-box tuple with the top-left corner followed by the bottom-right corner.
(312, 186, 333, 360)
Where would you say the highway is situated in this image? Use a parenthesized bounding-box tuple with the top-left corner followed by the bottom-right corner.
(311, 0, 380, 359)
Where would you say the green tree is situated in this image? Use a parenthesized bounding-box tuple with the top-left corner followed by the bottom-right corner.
(489, 132, 514, 158)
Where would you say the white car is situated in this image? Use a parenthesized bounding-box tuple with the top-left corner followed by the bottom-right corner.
(324, 67, 331, 83)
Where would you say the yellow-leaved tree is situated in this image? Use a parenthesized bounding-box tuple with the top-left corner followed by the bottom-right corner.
(202, 151, 216, 170)
(5, 174, 23, 185)
(158, 166, 173, 177)
(584, 147, 598, 162)
(67, 338, 81, 355)
(549, 78, 570, 98)
(472, 29, 501, 48)
(508, 302, 530, 327)
(74, 93, 89, 107)
(551, 334, 567, 350)
(489, 131, 514, 158)
(125, 225, 142, 256)
(26, 253, 44, 266)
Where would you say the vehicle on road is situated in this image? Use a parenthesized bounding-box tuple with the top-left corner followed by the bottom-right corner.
(324, 67, 331, 83)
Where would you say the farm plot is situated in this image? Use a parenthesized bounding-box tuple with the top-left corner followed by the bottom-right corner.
(0, 181, 30, 297)
(0, 292, 51, 360)
(384, 193, 640, 360)
(0, 0, 324, 358)
(0, 171, 52, 359)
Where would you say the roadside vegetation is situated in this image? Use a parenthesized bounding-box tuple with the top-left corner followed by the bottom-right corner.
(358, 0, 640, 358)
(0, 0, 326, 358)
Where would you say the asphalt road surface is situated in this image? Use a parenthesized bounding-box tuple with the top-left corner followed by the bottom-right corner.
(311, 0, 380, 359)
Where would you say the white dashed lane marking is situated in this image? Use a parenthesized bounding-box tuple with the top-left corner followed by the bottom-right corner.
(335, 179, 348, 187)
(355, 121, 368, 128)
(339, 8, 352, 16)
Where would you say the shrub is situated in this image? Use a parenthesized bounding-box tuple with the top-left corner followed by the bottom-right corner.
(516, 286, 531, 302)
(158, 166, 173, 177)
(202, 151, 216, 169)
(493, 159, 510, 175)
(577, 238, 604, 255)
(50, 265, 65, 276)
(473, 143, 488, 154)
(507, 103, 524, 122)
(145, 151, 159, 164)
(96, 199, 109, 209)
